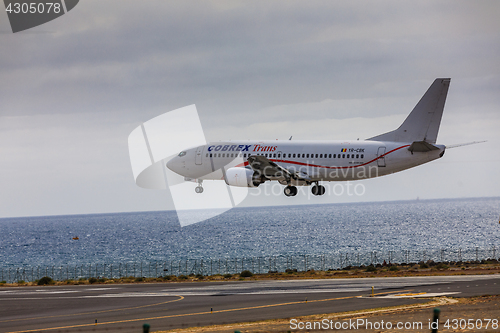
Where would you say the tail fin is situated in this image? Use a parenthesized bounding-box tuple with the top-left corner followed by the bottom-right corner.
(368, 78, 450, 144)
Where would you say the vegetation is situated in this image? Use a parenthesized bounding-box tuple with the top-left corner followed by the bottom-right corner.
(37, 276, 54, 285)
(365, 265, 377, 272)
(240, 270, 253, 277)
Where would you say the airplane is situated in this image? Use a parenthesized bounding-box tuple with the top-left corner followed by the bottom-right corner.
(166, 78, 480, 197)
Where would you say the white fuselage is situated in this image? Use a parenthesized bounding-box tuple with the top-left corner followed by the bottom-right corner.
(166, 140, 445, 184)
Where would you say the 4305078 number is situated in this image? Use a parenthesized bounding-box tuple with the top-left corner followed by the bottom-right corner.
(444, 319, 499, 330)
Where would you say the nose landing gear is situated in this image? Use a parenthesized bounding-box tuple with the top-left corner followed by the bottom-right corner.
(195, 180, 204, 194)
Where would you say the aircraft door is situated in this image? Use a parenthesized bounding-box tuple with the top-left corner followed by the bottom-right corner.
(195, 146, 204, 165)
(377, 147, 386, 167)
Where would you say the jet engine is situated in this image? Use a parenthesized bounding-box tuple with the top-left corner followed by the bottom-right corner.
(225, 167, 262, 187)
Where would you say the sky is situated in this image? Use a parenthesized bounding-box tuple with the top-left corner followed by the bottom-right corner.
(1, 0, 499, 218)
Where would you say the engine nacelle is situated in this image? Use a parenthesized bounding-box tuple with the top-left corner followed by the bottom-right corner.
(225, 167, 261, 187)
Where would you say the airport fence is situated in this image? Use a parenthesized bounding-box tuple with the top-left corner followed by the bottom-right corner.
(1, 246, 498, 284)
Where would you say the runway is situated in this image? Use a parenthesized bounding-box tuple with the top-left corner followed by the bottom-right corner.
(0, 275, 498, 333)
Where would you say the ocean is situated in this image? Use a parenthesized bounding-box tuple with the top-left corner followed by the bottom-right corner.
(1, 197, 499, 271)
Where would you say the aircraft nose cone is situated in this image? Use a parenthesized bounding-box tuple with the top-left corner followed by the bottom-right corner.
(166, 157, 181, 173)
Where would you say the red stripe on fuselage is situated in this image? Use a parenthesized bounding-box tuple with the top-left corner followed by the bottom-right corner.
(233, 145, 410, 169)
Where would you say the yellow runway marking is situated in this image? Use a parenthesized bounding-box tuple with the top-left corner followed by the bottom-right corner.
(7, 289, 416, 333)
(1, 295, 184, 324)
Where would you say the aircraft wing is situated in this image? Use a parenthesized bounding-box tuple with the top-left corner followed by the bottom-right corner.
(247, 155, 311, 182)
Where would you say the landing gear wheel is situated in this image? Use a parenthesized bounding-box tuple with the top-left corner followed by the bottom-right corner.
(318, 185, 325, 195)
(284, 185, 297, 197)
(312, 185, 319, 196)
(195, 186, 204, 194)
(312, 184, 326, 196)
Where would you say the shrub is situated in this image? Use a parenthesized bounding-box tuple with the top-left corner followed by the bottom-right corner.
(195, 274, 204, 279)
(223, 273, 233, 279)
(435, 263, 449, 270)
(88, 277, 98, 284)
(38, 276, 54, 285)
(240, 270, 253, 277)
(17, 280, 26, 284)
(389, 266, 399, 271)
(134, 277, 144, 282)
(178, 275, 188, 280)
(419, 262, 429, 269)
(365, 265, 377, 272)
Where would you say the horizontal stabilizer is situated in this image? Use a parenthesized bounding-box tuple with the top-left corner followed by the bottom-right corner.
(408, 141, 440, 153)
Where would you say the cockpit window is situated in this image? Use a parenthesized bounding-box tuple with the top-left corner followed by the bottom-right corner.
(178, 151, 186, 157)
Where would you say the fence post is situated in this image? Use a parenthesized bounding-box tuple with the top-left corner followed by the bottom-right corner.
(476, 247, 479, 262)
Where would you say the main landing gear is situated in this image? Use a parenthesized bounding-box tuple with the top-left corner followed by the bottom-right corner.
(195, 180, 204, 193)
(284, 183, 326, 197)
(284, 185, 298, 197)
(311, 183, 325, 196)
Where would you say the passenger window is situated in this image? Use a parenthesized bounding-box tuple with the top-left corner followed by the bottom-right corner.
(320, 154, 323, 158)
(306, 154, 309, 158)
(356, 154, 359, 158)
(342, 154, 345, 158)
(329, 154, 332, 158)
(347, 154, 350, 158)
(244, 153, 247, 158)
(218, 153, 221, 157)
(333, 154, 336, 158)
(288, 153, 291, 158)
(315, 154, 318, 158)
(361, 154, 364, 159)
(273, 153, 276, 158)
(278, 154, 281, 158)
(293, 153, 296, 158)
